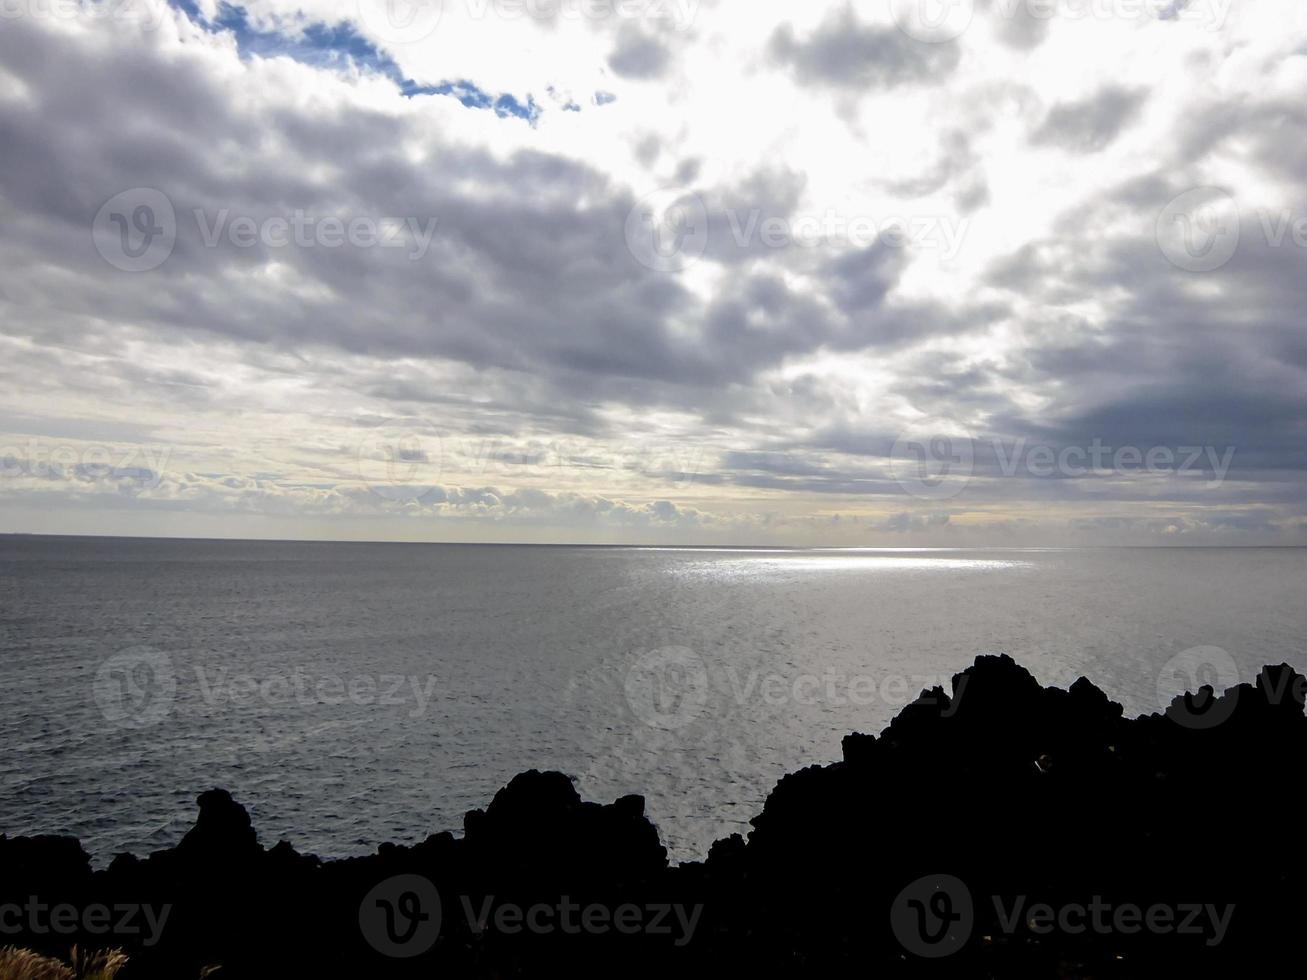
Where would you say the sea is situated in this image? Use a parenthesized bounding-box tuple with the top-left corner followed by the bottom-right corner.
(2, 535, 1304, 864)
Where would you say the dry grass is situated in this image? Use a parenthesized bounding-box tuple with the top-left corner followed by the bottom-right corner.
(0, 947, 128, 980)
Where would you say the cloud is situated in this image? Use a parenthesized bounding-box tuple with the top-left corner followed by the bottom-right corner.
(1, 2, 1306, 544)
(873, 511, 951, 533)
(981, 0, 1054, 50)
(767, 10, 960, 90)
(607, 23, 673, 80)
(1030, 85, 1149, 153)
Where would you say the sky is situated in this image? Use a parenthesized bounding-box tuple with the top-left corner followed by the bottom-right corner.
(1, 0, 1305, 545)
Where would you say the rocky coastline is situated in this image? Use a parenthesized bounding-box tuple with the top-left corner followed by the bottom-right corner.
(3, 654, 1303, 977)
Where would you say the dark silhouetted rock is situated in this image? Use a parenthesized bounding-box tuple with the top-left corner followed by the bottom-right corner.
(2, 655, 1303, 977)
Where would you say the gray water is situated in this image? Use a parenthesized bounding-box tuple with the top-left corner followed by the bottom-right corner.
(1, 536, 1304, 863)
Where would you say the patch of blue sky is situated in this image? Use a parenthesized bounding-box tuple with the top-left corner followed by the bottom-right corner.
(167, 0, 543, 122)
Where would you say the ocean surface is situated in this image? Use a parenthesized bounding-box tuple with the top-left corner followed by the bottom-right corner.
(2, 536, 1305, 864)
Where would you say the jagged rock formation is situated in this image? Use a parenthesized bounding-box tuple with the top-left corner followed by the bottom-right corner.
(2, 655, 1302, 977)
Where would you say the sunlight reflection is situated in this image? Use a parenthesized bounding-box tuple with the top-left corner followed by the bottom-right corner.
(693, 556, 1033, 574)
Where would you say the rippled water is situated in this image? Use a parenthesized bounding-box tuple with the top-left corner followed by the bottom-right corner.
(2, 536, 1304, 863)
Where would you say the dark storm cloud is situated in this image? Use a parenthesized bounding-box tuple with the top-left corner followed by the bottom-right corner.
(768, 10, 961, 90)
(1030, 86, 1149, 153)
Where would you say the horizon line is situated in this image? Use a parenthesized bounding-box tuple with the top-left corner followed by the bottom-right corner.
(2, 531, 1304, 550)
